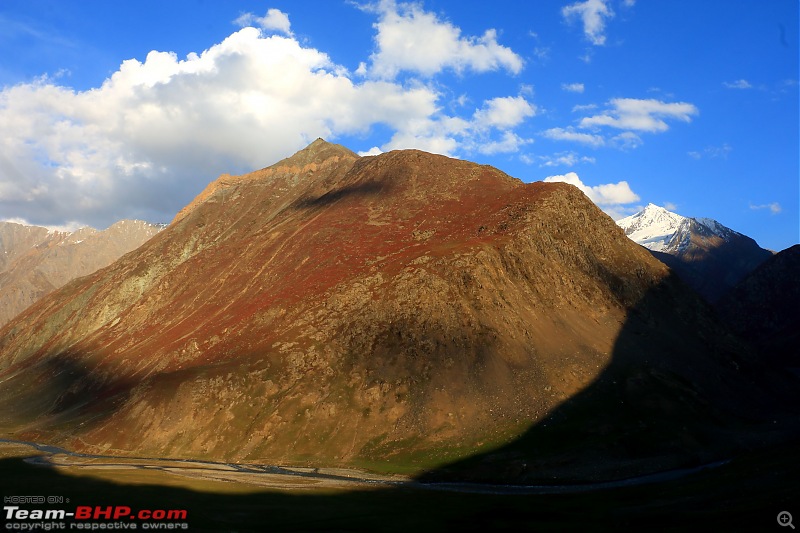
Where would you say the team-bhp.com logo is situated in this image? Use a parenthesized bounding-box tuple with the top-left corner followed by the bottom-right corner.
(5, 505, 189, 529)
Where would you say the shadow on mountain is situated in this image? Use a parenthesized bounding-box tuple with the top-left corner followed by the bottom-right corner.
(3, 275, 799, 530)
(716, 244, 800, 368)
(0, 352, 136, 435)
(293, 180, 390, 210)
(415, 271, 800, 485)
(649, 240, 771, 305)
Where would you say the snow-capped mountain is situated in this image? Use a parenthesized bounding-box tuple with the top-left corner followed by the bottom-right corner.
(617, 203, 740, 254)
(617, 204, 773, 303)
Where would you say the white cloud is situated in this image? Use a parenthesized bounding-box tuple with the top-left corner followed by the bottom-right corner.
(542, 127, 604, 147)
(749, 202, 782, 215)
(579, 98, 698, 133)
(537, 151, 596, 167)
(562, 0, 614, 46)
(358, 147, 384, 156)
(663, 202, 678, 211)
(543, 172, 639, 211)
(572, 103, 598, 112)
(234, 8, 293, 36)
(0, 7, 536, 229)
(723, 79, 752, 89)
(478, 131, 532, 155)
(622, 0, 636, 7)
(561, 82, 585, 93)
(473, 95, 536, 129)
(610, 131, 642, 150)
(363, 0, 523, 79)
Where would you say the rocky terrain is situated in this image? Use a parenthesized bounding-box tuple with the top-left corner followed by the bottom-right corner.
(0, 220, 163, 326)
(0, 140, 794, 483)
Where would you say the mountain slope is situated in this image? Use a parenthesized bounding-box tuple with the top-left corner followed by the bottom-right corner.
(0, 220, 163, 326)
(717, 244, 800, 366)
(618, 204, 773, 303)
(0, 140, 790, 481)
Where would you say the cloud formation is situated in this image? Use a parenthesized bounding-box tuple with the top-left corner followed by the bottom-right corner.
(543, 127, 604, 147)
(749, 202, 782, 215)
(561, 82, 585, 93)
(579, 98, 698, 133)
(362, 0, 523, 79)
(723, 79, 752, 89)
(536, 151, 596, 167)
(234, 8, 293, 35)
(562, 0, 614, 46)
(688, 143, 732, 159)
(473, 96, 536, 129)
(0, 10, 533, 229)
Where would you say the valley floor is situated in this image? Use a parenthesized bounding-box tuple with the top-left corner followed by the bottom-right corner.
(1, 439, 797, 531)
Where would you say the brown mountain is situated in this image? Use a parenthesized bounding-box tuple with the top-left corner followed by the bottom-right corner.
(0, 140, 793, 482)
(717, 244, 800, 367)
(0, 220, 163, 327)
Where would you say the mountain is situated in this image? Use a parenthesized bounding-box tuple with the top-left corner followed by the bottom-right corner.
(0, 140, 793, 483)
(617, 203, 773, 303)
(717, 244, 800, 367)
(0, 220, 164, 326)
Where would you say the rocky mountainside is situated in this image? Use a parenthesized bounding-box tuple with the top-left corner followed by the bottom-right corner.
(617, 204, 773, 303)
(0, 140, 793, 483)
(717, 244, 800, 367)
(0, 220, 164, 326)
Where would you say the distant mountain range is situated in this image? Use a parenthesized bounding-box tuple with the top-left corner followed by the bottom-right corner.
(617, 204, 774, 303)
(0, 140, 795, 485)
(0, 220, 164, 326)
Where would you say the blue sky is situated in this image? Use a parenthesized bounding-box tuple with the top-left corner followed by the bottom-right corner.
(0, 0, 797, 251)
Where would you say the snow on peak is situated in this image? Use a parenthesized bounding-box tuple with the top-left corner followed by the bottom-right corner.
(617, 204, 739, 253)
(617, 204, 687, 252)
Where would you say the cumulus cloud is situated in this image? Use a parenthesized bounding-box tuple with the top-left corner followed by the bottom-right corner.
(749, 202, 782, 215)
(234, 8, 293, 36)
(543, 127, 604, 147)
(579, 98, 698, 132)
(0, 21, 536, 228)
(473, 95, 536, 129)
(543, 171, 639, 218)
(723, 79, 752, 89)
(363, 0, 523, 78)
(561, 82, 585, 93)
(562, 0, 614, 46)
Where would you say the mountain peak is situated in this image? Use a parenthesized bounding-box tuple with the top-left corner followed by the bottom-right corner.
(617, 203, 773, 302)
(173, 139, 359, 224)
(276, 138, 359, 168)
(617, 204, 686, 252)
